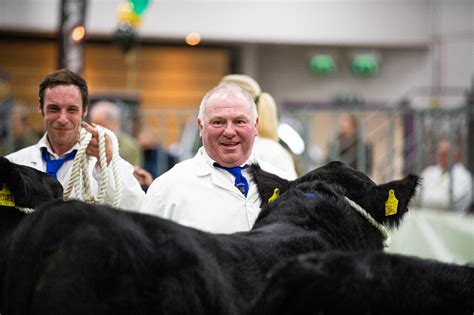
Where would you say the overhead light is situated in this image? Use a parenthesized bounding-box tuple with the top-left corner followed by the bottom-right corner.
(186, 32, 201, 46)
(71, 25, 85, 42)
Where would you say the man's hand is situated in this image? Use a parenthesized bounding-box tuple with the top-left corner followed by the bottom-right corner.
(133, 166, 153, 188)
(81, 121, 113, 167)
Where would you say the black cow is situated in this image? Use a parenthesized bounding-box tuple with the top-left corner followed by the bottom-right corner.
(0, 157, 63, 311)
(251, 161, 473, 314)
(3, 161, 423, 314)
(250, 252, 474, 314)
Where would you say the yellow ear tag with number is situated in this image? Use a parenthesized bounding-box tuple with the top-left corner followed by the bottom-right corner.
(385, 189, 398, 216)
(0, 184, 15, 207)
(268, 188, 280, 203)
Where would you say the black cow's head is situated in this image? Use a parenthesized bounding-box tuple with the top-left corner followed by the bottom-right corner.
(251, 161, 419, 230)
(0, 157, 63, 209)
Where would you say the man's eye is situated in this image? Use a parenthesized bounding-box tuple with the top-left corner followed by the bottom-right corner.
(212, 121, 224, 126)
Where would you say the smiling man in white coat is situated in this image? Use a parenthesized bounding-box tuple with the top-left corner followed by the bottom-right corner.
(6, 69, 144, 211)
(140, 83, 296, 233)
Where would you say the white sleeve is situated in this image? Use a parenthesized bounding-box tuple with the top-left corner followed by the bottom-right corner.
(92, 158, 145, 211)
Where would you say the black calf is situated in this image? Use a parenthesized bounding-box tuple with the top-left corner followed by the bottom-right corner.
(4, 161, 423, 314)
(0, 157, 63, 312)
(250, 251, 474, 314)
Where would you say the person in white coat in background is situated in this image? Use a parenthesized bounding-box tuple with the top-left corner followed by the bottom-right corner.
(6, 68, 144, 211)
(419, 139, 472, 213)
(140, 83, 295, 233)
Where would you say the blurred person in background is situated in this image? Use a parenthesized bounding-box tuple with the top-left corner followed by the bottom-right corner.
(6, 68, 144, 210)
(89, 101, 142, 166)
(141, 83, 295, 233)
(137, 128, 176, 184)
(0, 103, 39, 156)
(220, 74, 298, 178)
(88, 101, 153, 190)
(419, 139, 472, 213)
(327, 113, 372, 174)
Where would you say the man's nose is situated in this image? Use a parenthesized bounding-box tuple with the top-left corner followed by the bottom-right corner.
(57, 110, 69, 123)
(223, 122, 236, 137)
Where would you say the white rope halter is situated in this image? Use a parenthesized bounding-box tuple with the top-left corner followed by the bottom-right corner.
(63, 126, 122, 208)
(344, 196, 391, 247)
(15, 206, 35, 214)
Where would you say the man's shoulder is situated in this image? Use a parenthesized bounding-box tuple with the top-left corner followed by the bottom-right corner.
(147, 157, 203, 198)
(421, 165, 440, 176)
(453, 163, 473, 179)
(155, 157, 199, 180)
(5, 144, 38, 162)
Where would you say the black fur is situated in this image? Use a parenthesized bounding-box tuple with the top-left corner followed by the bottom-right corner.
(249, 162, 473, 314)
(2, 160, 423, 314)
(252, 161, 420, 229)
(0, 157, 63, 208)
(250, 251, 474, 314)
(0, 157, 63, 312)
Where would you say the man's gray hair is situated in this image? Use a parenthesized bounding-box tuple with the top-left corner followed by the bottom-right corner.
(198, 83, 258, 122)
(90, 101, 121, 123)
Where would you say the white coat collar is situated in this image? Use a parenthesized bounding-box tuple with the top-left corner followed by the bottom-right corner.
(194, 147, 256, 176)
(38, 132, 80, 159)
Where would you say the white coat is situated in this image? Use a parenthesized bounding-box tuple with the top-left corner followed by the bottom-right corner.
(419, 162, 472, 213)
(6, 133, 145, 211)
(253, 137, 297, 178)
(140, 147, 296, 233)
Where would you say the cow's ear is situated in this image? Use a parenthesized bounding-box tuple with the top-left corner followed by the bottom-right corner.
(0, 157, 63, 208)
(0, 157, 29, 207)
(376, 174, 419, 228)
(249, 164, 292, 207)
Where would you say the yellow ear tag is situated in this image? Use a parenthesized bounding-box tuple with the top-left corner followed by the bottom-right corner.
(0, 184, 15, 207)
(268, 188, 280, 203)
(385, 189, 398, 216)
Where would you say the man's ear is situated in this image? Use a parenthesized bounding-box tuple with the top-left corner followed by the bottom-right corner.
(38, 101, 43, 115)
(83, 106, 88, 118)
(197, 118, 203, 136)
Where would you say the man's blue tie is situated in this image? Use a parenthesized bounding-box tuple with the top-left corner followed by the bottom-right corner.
(41, 148, 77, 179)
(215, 164, 249, 197)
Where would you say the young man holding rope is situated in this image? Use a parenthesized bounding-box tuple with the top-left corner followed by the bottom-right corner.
(6, 69, 144, 211)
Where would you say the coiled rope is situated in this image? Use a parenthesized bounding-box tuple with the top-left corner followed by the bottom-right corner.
(63, 126, 122, 208)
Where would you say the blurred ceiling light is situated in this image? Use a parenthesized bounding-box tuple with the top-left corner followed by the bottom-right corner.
(71, 25, 85, 42)
(186, 32, 201, 46)
(278, 122, 305, 155)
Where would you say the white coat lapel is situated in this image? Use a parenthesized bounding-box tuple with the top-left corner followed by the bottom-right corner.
(194, 150, 240, 195)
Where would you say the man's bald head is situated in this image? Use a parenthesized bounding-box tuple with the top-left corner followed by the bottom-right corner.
(89, 101, 121, 133)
